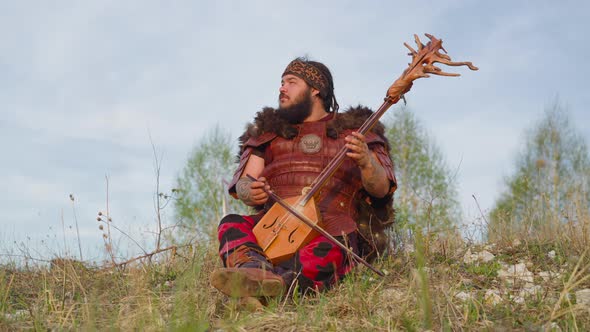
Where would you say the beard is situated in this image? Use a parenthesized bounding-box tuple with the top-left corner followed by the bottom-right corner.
(277, 89, 313, 124)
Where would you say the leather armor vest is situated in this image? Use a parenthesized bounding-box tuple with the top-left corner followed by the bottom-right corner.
(228, 107, 397, 238)
(260, 119, 362, 235)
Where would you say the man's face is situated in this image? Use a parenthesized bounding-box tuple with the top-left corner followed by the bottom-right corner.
(277, 74, 314, 124)
(279, 74, 314, 108)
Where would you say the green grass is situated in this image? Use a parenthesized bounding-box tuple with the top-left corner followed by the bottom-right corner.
(465, 260, 501, 279)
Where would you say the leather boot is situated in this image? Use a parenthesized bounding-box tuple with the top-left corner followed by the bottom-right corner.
(210, 267, 285, 298)
(225, 245, 274, 270)
(212, 245, 284, 298)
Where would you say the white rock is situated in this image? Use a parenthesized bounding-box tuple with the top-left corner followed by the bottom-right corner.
(498, 263, 534, 284)
(519, 284, 543, 298)
(463, 248, 477, 264)
(461, 278, 474, 286)
(512, 239, 522, 247)
(539, 271, 561, 282)
(463, 248, 495, 264)
(575, 289, 590, 307)
(512, 295, 525, 304)
(3, 310, 27, 321)
(484, 289, 503, 306)
(455, 291, 472, 302)
(547, 250, 556, 259)
(478, 250, 495, 263)
(514, 262, 531, 273)
(484, 243, 496, 251)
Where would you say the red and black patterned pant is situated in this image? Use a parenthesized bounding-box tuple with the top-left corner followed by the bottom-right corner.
(218, 213, 359, 292)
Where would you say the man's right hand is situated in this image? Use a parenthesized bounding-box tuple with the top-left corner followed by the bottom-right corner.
(236, 177, 270, 206)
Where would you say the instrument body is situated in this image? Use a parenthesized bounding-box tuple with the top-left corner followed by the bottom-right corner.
(253, 195, 321, 263)
(251, 119, 363, 264)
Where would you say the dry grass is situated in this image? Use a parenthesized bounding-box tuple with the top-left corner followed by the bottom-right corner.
(1, 214, 590, 331)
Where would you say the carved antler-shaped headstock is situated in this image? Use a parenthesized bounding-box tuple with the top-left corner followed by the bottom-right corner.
(386, 33, 478, 101)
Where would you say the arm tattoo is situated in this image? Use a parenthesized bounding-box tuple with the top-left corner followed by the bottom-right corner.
(361, 155, 389, 198)
(236, 178, 253, 203)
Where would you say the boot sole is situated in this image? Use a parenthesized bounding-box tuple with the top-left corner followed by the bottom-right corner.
(211, 269, 284, 298)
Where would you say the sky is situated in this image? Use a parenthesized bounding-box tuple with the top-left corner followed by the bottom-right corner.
(1, 1, 589, 263)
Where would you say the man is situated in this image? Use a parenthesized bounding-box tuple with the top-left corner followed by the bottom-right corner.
(211, 57, 396, 299)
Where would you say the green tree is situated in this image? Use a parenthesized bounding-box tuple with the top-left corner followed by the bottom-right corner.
(385, 106, 461, 240)
(489, 101, 590, 240)
(174, 126, 249, 242)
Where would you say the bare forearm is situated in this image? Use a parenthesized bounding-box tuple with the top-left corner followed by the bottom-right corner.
(360, 155, 390, 198)
(236, 178, 257, 206)
(236, 176, 269, 206)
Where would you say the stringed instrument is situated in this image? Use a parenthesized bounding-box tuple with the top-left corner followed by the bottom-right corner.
(252, 34, 478, 264)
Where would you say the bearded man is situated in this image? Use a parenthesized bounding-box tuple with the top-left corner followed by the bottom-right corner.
(211, 57, 396, 299)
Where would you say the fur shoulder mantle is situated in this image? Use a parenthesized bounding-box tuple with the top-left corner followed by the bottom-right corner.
(238, 105, 387, 147)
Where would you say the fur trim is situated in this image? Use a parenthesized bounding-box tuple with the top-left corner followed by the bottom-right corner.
(326, 105, 387, 144)
(327, 105, 390, 151)
(237, 107, 296, 150)
(238, 105, 390, 150)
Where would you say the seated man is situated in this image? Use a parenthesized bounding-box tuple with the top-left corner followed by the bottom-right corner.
(211, 57, 396, 298)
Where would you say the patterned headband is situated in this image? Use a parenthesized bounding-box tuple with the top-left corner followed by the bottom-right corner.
(282, 60, 328, 95)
